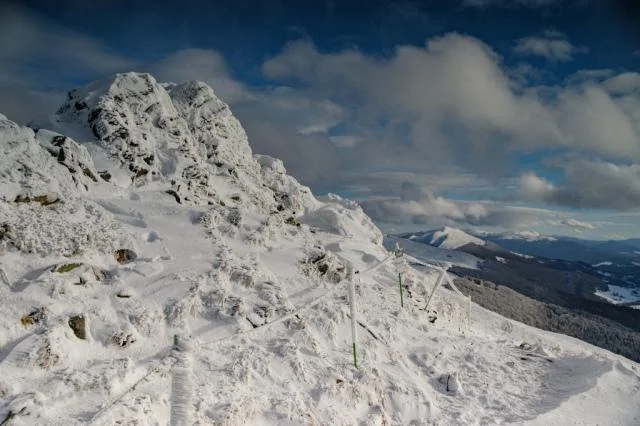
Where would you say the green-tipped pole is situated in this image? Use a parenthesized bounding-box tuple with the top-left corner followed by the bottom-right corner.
(352, 342, 358, 369)
(348, 276, 359, 369)
(398, 272, 404, 308)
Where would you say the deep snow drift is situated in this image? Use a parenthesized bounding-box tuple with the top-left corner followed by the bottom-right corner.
(1, 73, 639, 425)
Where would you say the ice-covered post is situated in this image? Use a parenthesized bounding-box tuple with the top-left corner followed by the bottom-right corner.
(467, 295, 471, 331)
(394, 242, 405, 308)
(424, 268, 446, 311)
(349, 272, 359, 369)
(170, 336, 193, 426)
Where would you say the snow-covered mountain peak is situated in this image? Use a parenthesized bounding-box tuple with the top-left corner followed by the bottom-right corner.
(408, 226, 486, 250)
(431, 226, 486, 249)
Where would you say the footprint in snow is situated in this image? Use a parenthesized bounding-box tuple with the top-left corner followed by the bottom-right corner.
(144, 231, 161, 242)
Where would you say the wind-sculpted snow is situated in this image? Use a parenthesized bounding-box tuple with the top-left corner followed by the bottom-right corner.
(0, 75, 639, 425)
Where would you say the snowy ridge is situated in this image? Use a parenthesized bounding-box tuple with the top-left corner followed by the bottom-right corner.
(407, 226, 486, 250)
(1, 74, 639, 425)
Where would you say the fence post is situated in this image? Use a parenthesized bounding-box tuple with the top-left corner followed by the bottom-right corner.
(348, 274, 359, 369)
(467, 295, 471, 331)
(424, 268, 445, 311)
(394, 242, 405, 308)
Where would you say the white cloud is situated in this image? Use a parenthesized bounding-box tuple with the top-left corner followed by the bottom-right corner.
(263, 35, 640, 172)
(361, 195, 563, 230)
(357, 177, 564, 230)
(513, 33, 587, 61)
(602, 72, 640, 94)
(561, 218, 595, 230)
(359, 196, 487, 226)
(519, 172, 555, 200)
(566, 69, 615, 85)
(518, 161, 640, 209)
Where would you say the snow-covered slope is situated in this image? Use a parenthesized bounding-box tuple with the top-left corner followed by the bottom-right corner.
(1, 74, 639, 425)
(404, 226, 486, 250)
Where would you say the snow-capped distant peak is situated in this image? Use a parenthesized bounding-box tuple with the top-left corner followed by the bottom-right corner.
(428, 226, 486, 250)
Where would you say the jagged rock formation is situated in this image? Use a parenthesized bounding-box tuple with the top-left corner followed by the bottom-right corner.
(54, 73, 314, 215)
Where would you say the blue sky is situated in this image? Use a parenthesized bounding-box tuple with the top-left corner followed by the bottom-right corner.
(1, 0, 640, 239)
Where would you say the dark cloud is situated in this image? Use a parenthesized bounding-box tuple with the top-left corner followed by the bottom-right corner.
(462, 0, 566, 8)
(0, 3, 136, 83)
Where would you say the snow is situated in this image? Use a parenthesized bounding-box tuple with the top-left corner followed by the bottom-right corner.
(1, 73, 640, 425)
(496, 256, 507, 264)
(500, 230, 557, 242)
(593, 261, 613, 267)
(384, 235, 481, 270)
(512, 251, 534, 259)
(595, 284, 640, 305)
(407, 226, 486, 250)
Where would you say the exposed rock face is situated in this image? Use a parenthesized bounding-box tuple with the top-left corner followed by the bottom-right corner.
(54, 72, 314, 213)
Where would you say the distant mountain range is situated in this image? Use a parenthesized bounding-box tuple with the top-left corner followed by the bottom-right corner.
(399, 226, 640, 266)
(485, 233, 640, 266)
(391, 226, 640, 361)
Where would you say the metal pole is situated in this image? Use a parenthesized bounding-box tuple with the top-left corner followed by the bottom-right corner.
(424, 269, 445, 311)
(394, 242, 405, 308)
(348, 276, 358, 369)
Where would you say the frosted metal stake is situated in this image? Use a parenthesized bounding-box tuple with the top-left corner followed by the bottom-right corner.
(467, 295, 471, 331)
(348, 275, 359, 369)
(394, 242, 405, 309)
(424, 269, 445, 311)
